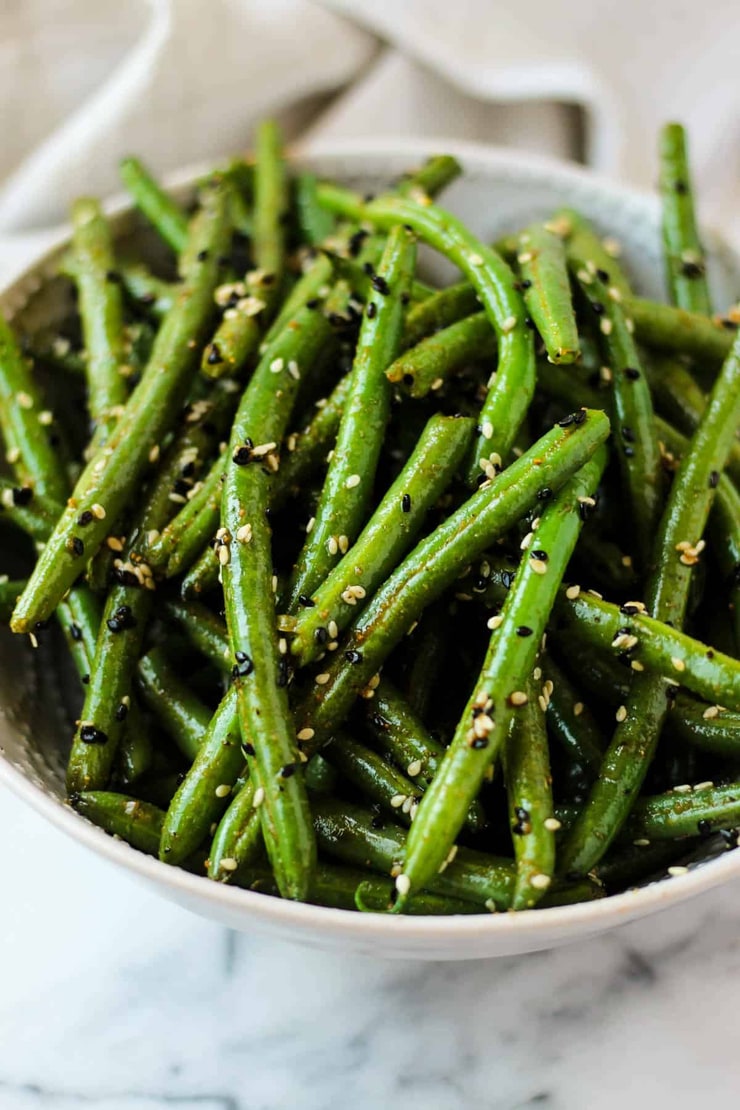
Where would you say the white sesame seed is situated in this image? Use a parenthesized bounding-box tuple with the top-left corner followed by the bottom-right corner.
(538, 695, 548, 713)
(251, 442, 277, 457)
(278, 637, 287, 655)
(270, 357, 284, 374)
(6, 447, 20, 465)
(703, 705, 720, 720)
(215, 784, 231, 798)
(236, 523, 252, 543)
(252, 787, 265, 808)
(501, 315, 517, 333)
(338, 534, 349, 554)
(29, 632, 39, 649)
(517, 251, 533, 265)
(530, 558, 548, 575)
(615, 705, 627, 723)
(520, 531, 534, 551)
(407, 759, 422, 777)
(38, 409, 53, 426)
(288, 360, 300, 380)
(148, 444, 160, 463)
(306, 516, 315, 534)
(633, 838, 650, 847)
(673, 784, 692, 794)
(531, 873, 551, 890)
(671, 656, 686, 672)
(395, 873, 411, 896)
(487, 614, 504, 630)
(90, 503, 106, 520)
(327, 536, 338, 556)
(481, 420, 494, 440)
(430, 377, 444, 391)
(544, 818, 562, 831)
(218, 545, 230, 566)
(220, 858, 238, 872)
(402, 795, 415, 814)
(631, 660, 645, 672)
(576, 268, 593, 284)
(694, 781, 714, 791)
(328, 620, 338, 640)
(16, 391, 33, 409)
(346, 474, 361, 489)
(600, 317, 613, 336)
(565, 584, 581, 600)
(509, 691, 528, 707)
(668, 865, 688, 877)
(315, 673, 330, 685)
(533, 667, 542, 681)
(390, 794, 407, 810)
(469, 252, 484, 266)
(271, 575, 278, 593)
(106, 536, 124, 552)
(603, 237, 622, 257)
(297, 727, 315, 741)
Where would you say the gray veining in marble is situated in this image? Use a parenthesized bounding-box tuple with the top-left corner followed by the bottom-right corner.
(3, 782, 740, 1110)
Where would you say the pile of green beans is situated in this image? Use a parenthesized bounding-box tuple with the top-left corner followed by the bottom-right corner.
(1, 120, 739, 916)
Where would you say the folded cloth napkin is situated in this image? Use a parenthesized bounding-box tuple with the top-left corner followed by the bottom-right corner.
(0, 0, 737, 282)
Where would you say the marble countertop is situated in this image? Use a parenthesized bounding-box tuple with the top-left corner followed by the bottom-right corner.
(3, 782, 740, 1109)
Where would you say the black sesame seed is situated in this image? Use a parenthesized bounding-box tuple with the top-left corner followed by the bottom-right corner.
(113, 567, 139, 587)
(232, 652, 254, 678)
(344, 650, 363, 664)
(207, 343, 223, 365)
(371, 274, 390, 295)
(681, 260, 705, 278)
(665, 685, 679, 701)
(70, 536, 84, 557)
(623, 445, 635, 457)
(470, 736, 489, 749)
(12, 486, 33, 507)
(675, 180, 688, 195)
(81, 674, 90, 685)
(590, 300, 605, 315)
(115, 702, 129, 722)
(69, 623, 83, 642)
(709, 470, 720, 488)
(537, 487, 553, 501)
(80, 724, 108, 744)
(697, 818, 712, 837)
(366, 301, 377, 319)
(305, 297, 320, 309)
(280, 762, 298, 779)
(520, 279, 532, 290)
(622, 425, 635, 443)
(596, 268, 610, 282)
(348, 229, 368, 257)
(106, 605, 136, 633)
(501, 570, 515, 589)
(76, 510, 93, 526)
(624, 367, 641, 381)
(276, 656, 289, 687)
(532, 550, 548, 562)
(400, 292, 411, 306)
(242, 741, 256, 757)
(573, 409, 587, 425)
(197, 249, 209, 262)
(557, 413, 577, 427)
(401, 493, 411, 513)
(298, 594, 315, 607)
(516, 625, 533, 637)
(105, 270, 121, 283)
(232, 444, 253, 466)
(314, 627, 328, 645)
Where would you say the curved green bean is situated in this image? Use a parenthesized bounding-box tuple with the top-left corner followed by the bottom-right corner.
(516, 221, 579, 363)
(72, 790, 165, 856)
(386, 311, 495, 398)
(119, 157, 188, 254)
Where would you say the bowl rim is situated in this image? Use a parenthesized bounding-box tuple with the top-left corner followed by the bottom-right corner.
(1, 135, 738, 945)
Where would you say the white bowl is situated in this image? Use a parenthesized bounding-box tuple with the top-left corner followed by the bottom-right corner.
(1, 138, 738, 961)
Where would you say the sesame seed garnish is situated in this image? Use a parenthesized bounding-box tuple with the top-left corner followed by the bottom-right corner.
(667, 865, 688, 877)
(469, 252, 484, 266)
(91, 503, 106, 520)
(573, 702, 584, 717)
(270, 357, 284, 374)
(346, 473, 361, 489)
(565, 584, 580, 600)
(252, 787, 265, 808)
(271, 575, 278, 593)
(631, 660, 645, 672)
(530, 558, 548, 575)
(106, 536, 124, 552)
(615, 705, 627, 722)
(703, 705, 720, 720)
(602, 236, 621, 257)
(338, 534, 349, 553)
(306, 516, 315, 534)
(6, 447, 21, 465)
(251, 441, 277, 457)
(544, 818, 561, 831)
(390, 794, 406, 809)
(501, 315, 517, 333)
(407, 759, 422, 777)
(38, 409, 53, 426)
(214, 784, 231, 798)
(395, 874, 411, 896)
(218, 545, 230, 566)
(236, 523, 252, 543)
(297, 727, 315, 741)
(520, 532, 533, 551)
(517, 251, 533, 265)
(315, 673, 330, 685)
(600, 317, 613, 336)
(509, 691, 528, 707)
(327, 536, 338, 556)
(633, 838, 651, 847)
(220, 858, 238, 872)
(328, 620, 338, 639)
(487, 614, 504, 630)
(531, 873, 551, 890)
(16, 391, 33, 409)
(673, 784, 692, 794)
(481, 420, 494, 441)
(671, 656, 685, 672)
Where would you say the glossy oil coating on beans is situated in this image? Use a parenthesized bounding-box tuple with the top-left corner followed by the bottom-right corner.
(516, 221, 580, 364)
(659, 123, 712, 316)
(119, 157, 189, 254)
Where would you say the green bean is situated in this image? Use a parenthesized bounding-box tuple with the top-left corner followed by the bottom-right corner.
(397, 154, 462, 199)
(630, 298, 733, 364)
(593, 840, 695, 892)
(569, 252, 662, 566)
(24, 334, 87, 377)
(304, 753, 339, 796)
(119, 157, 189, 254)
(403, 281, 479, 348)
(353, 878, 478, 915)
(361, 678, 487, 833)
(552, 583, 740, 710)
(560, 329, 740, 875)
(386, 312, 495, 398)
(540, 656, 604, 782)
(71, 198, 129, 444)
(558, 208, 632, 297)
(293, 413, 610, 753)
(395, 449, 607, 905)
(0, 577, 25, 622)
(516, 221, 579, 363)
(290, 414, 473, 663)
(625, 781, 740, 842)
(163, 597, 230, 671)
(313, 797, 515, 910)
(72, 790, 165, 856)
(401, 601, 449, 721)
(147, 452, 225, 577)
(11, 182, 231, 632)
(272, 373, 351, 508)
(207, 774, 261, 880)
(322, 731, 422, 825)
(0, 314, 68, 502)
(137, 647, 209, 761)
(179, 537, 220, 599)
(287, 225, 416, 606)
(659, 123, 711, 315)
(115, 699, 154, 787)
(262, 255, 334, 347)
(201, 121, 287, 378)
(160, 686, 242, 865)
(648, 354, 740, 487)
(710, 476, 740, 651)
(316, 182, 536, 485)
(503, 679, 556, 909)
(295, 173, 336, 246)
(0, 480, 62, 541)
(221, 303, 336, 901)
(120, 263, 177, 320)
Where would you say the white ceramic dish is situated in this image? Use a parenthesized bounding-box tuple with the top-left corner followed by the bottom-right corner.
(1, 138, 738, 961)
